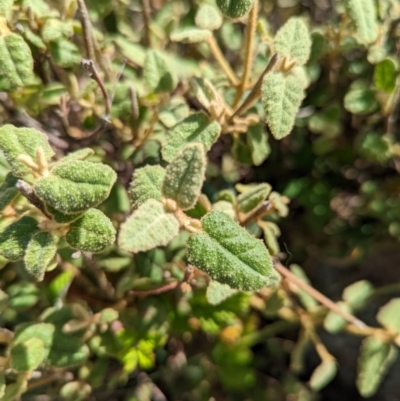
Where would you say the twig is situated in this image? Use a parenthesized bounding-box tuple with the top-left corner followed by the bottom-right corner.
(129, 85, 140, 139)
(16, 180, 52, 218)
(77, 0, 95, 61)
(387, 83, 400, 137)
(232, 0, 258, 109)
(274, 262, 366, 328)
(0, 327, 14, 343)
(81, 58, 111, 120)
(240, 200, 273, 226)
(206, 36, 239, 86)
(141, 0, 152, 47)
(229, 53, 278, 122)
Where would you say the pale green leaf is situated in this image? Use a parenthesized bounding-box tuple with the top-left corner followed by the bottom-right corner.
(206, 281, 237, 305)
(357, 337, 398, 397)
(49, 39, 81, 67)
(247, 124, 270, 166)
(170, 27, 212, 43)
(0, 0, 13, 19)
(187, 211, 278, 290)
(118, 199, 180, 253)
(66, 209, 116, 253)
(128, 165, 166, 209)
(342, 280, 374, 309)
(45, 205, 84, 224)
(273, 17, 311, 66)
(237, 183, 271, 213)
(309, 359, 337, 391)
(259, 221, 280, 256)
(262, 72, 304, 139)
(163, 143, 206, 210)
(290, 264, 319, 310)
(143, 49, 176, 93)
(41, 18, 73, 42)
(347, 0, 378, 45)
(60, 381, 92, 401)
(0, 372, 4, 399)
(344, 88, 378, 115)
(323, 301, 351, 333)
(0, 172, 18, 211)
(0, 33, 34, 90)
(10, 338, 45, 372)
(191, 77, 223, 112)
(34, 160, 117, 214)
(374, 58, 397, 93)
(162, 113, 221, 162)
(377, 298, 400, 333)
(55, 148, 95, 164)
(0, 125, 55, 177)
(195, 4, 223, 30)
(216, 0, 254, 18)
(24, 232, 57, 281)
(0, 216, 38, 261)
(2, 380, 27, 401)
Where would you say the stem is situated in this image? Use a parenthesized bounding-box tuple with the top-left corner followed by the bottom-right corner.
(232, 0, 258, 109)
(131, 280, 179, 298)
(77, 0, 95, 61)
(129, 85, 140, 139)
(206, 36, 239, 87)
(0, 328, 13, 344)
(240, 200, 273, 226)
(275, 262, 366, 328)
(141, 0, 152, 47)
(229, 53, 278, 121)
(16, 180, 52, 218)
(81, 58, 111, 120)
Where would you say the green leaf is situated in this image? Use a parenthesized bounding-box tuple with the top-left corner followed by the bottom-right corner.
(195, 4, 223, 30)
(290, 264, 319, 310)
(262, 72, 304, 139)
(170, 27, 212, 43)
(247, 124, 270, 166)
(376, 298, 400, 333)
(24, 232, 57, 281)
(237, 183, 271, 213)
(344, 88, 379, 115)
(45, 205, 84, 224)
(216, 0, 254, 18)
(191, 77, 223, 112)
(308, 104, 342, 137)
(2, 379, 27, 401)
(143, 49, 176, 93)
(357, 337, 398, 397)
(162, 113, 221, 163)
(374, 58, 397, 93)
(66, 209, 116, 253)
(0, 172, 18, 211)
(206, 281, 237, 305)
(60, 381, 92, 401)
(273, 17, 311, 66)
(49, 39, 81, 67)
(0, 0, 13, 19)
(323, 301, 351, 333)
(128, 165, 166, 209)
(118, 199, 180, 253)
(347, 0, 378, 45)
(41, 18, 73, 42)
(0, 33, 34, 90)
(259, 221, 280, 256)
(309, 359, 337, 391)
(342, 280, 374, 309)
(187, 211, 278, 290)
(10, 338, 45, 372)
(0, 372, 4, 399)
(0, 216, 38, 261)
(0, 125, 55, 177)
(163, 143, 206, 210)
(56, 148, 95, 164)
(34, 160, 117, 214)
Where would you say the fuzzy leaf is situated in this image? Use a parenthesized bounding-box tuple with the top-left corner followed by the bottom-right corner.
(191, 77, 223, 112)
(128, 165, 166, 209)
(0, 0, 13, 18)
(187, 211, 278, 290)
(49, 39, 81, 67)
(262, 72, 304, 139)
(216, 0, 254, 18)
(376, 298, 400, 333)
(163, 143, 206, 210)
(273, 18, 311, 66)
(357, 337, 398, 397)
(10, 338, 45, 372)
(24, 232, 57, 281)
(323, 301, 351, 333)
(41, 18, 73, 42)
(56, 148, 95, 164)
(259, 221, 280, 256)
(344, 88, 378, 115)
(66, 209, 116, 253)
(206, 281, 237, 305)
(342, 280, 374, 309)
(118, 199, 180, 253)
(0, 216, 38, 261)
(237, 183, 271, 213)
(347, 0, 378, 45)
(195, 4, 223, 30)
(0, 125, 55, 177)
(170, 27, 212, 43)
(309, 359, 337, 391)
(143, 49, 176, 93)
(374, 59, 397, 93)
(0, 172, 18, 211)
(34, 160, 117, 214)
(247, 124, 270, 166)
(162, 113, 220, 163)
(0, 33, 34, 90)
(45, 205, 84, 224)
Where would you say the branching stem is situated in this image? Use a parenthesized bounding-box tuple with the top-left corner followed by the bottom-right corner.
(77, 0, 95, 61)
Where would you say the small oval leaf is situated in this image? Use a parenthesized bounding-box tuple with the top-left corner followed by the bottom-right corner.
(216, 0, 254, 18)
